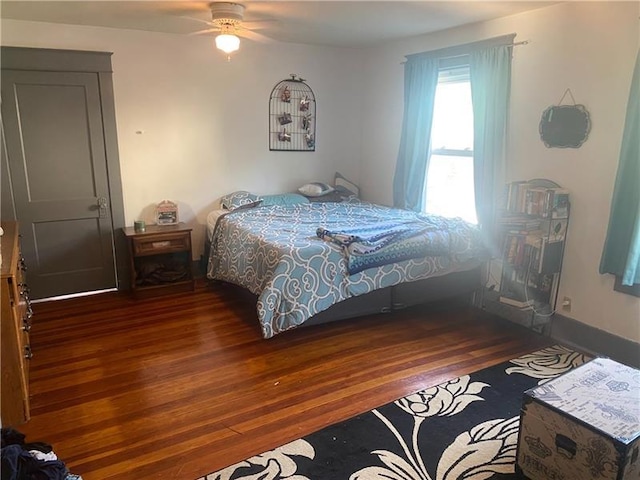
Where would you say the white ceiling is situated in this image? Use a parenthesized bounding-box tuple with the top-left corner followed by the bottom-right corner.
(0, 1, 557, 48)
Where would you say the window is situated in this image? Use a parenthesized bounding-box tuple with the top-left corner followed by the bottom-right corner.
(423, 66, 477, 224)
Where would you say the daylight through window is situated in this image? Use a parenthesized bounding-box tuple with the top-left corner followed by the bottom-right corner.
(424, 66, 477, 224)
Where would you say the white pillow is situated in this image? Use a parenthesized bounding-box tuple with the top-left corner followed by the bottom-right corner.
(298, 182, 334, 197)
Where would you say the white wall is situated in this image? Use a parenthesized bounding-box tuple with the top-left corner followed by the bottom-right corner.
(360, 2, 640, 342)
(2, 3, 639, 343)
(1, 19, 364, 259)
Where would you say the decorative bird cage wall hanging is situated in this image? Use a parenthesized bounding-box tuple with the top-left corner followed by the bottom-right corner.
(269, 74, 316, 151)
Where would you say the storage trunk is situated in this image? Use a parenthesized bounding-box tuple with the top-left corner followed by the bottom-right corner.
(517, 357, 640, 480)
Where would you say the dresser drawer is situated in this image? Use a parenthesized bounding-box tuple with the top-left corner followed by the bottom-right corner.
(13, 305, 31, 358)
(10, 270, 32, 332)
(132, 232, 191, 256)
(15, 299, 33, 334)
(11, 281, 32, 370)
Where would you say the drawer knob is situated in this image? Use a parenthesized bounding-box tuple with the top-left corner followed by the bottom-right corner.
(22, 320, 31, 332)
(19, 284, 31, 297)
(24, 345, 33, 360)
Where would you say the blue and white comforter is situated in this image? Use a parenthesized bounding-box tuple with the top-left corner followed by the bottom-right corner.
(207, 201, 486, 338)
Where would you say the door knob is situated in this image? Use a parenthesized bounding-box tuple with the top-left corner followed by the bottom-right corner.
(97, 197, 109, 218)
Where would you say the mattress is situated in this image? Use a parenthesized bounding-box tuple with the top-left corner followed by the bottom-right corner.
(206, 209, 227, 242)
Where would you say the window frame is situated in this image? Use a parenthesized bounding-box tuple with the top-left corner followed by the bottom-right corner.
(423, 61, 476, 223)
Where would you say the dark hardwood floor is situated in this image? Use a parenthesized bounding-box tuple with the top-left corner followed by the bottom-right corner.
(17, 281, 553, 479)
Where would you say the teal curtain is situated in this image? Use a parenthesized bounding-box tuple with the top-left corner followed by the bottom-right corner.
(392, 56, 439, 211)
(470, 45, 513, 254)
(599, 50, 640, 286)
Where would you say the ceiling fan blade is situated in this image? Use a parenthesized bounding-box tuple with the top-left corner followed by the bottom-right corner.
(239, 20, 277, 30)
(188, 27, 220, 36)
(237, 29, 275, 44)
(180, 15, 215, 27)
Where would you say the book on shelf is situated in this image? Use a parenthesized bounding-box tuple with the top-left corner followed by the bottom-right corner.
(499, 215, 541, 232)
(503, 182, 569, 219)
(525, 187, 551, 216)
(499, 295, 534, 309)
(504, 181, 533, 213)
(501, 233, 544, 268)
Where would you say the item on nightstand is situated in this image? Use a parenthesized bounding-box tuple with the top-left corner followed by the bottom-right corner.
(134, 220, 146, 232)
(156, 200, 178, 225)
(517, 357, 640, 480)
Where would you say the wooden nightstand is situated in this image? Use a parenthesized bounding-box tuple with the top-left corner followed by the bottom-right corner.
(123, 223, 195, 298)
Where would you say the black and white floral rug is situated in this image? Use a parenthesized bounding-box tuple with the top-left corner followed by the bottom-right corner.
(199, 345, 588, 480)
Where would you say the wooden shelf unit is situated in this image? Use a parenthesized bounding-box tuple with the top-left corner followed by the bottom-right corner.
(482, 179, 570, 333)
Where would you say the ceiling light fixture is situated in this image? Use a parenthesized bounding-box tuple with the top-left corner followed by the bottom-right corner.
(211, 5, 243, 62)
(215, 31, 240, 60)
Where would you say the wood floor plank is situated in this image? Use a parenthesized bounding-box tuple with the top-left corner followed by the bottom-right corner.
(12, 280, 553, 479)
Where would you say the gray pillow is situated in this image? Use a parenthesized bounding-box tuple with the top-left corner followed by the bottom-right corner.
(221, 191, 261, 210)
(307, 190, 345, 203)
(334, 172, 360, 198)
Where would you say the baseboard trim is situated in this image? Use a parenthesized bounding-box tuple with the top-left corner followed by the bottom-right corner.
(551, 314, 640, 368)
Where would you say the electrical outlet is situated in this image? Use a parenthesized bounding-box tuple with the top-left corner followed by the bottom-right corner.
(562, 296, 572, 312)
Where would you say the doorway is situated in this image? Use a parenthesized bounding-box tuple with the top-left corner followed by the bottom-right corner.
(1, 47, 127, 299)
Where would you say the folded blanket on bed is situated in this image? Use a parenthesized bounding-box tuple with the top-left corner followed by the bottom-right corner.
(316, 217, 472, 275)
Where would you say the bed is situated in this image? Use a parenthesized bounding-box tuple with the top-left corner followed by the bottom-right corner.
(206, 191, 488, 339)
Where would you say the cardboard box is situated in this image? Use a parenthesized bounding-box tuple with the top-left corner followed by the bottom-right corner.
(517, 357, 640, 480)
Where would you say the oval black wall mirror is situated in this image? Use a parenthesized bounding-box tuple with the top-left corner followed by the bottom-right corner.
(539, 104, 591, 148)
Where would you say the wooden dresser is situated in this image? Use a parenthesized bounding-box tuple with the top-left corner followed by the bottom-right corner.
(1, 221, 32, 426)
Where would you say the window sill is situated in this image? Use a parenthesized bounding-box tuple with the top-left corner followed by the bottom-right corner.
(614, 276, 640, 298)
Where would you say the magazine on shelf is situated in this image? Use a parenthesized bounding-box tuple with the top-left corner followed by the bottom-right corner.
(499, 295, 534, 309)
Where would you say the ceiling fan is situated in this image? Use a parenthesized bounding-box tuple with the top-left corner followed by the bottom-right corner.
(187, 2, 275, 60)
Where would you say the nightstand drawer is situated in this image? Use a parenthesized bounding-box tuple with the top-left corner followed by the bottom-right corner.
(132, 232, 191, 256)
